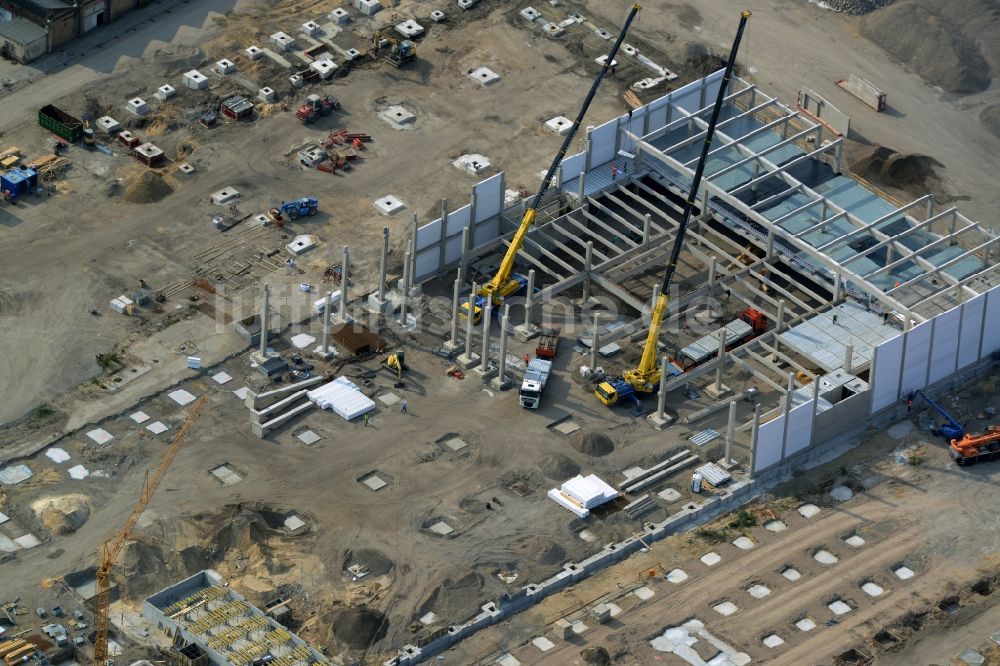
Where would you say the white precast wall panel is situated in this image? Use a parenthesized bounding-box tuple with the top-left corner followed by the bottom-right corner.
(446, 204, 471, 236)
(560, 152, 586, 185)
(674, 70, 724, 114)
(784, 401, 814, 457)
(588, 118, 618, 166)
(870, 334, 904, 414)
(980, 287, 1000, 358)
(900, 321, 932, 394)
(927, 306, 961, 384)
(753, 415, 785, 474)
(646, 95, 669, 132)
(473, 173, 504, 223)
(957, 292, 986, 368)
(414, 218, 442, 278)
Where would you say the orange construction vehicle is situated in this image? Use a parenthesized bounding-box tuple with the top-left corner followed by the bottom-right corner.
(950, 426, 1000, 466)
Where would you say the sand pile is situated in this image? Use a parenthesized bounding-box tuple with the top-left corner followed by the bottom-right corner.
(850, 146, 940, 193)
(515, 536, 566, 565)
(330, 607, 388, 649)
(570, 431, 615, 457)
(214, 509, 273, 552)
(31, 494, 90, 535)
(861, 0, 998, 94)
(122, 171, 174, 204)
(981, 104, 1000, 140)
(540, 452, 580, 479)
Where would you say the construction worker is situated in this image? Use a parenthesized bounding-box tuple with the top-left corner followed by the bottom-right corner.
(524, 353, 530, 365)
(363, 413, 369, 427)
(285, 258, 295, 275)
(610, 163, 619, 181)
(400, 399, 408, 414)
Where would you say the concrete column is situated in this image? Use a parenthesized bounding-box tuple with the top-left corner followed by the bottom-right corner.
(708, 257, 717, 290)
(656, 354, 668, 417)
(844, 341, 853, 373)
(459, 282, 478, 368)
(725, 400, 737, 465)
(459, 226, 471, 281)
(491, 304, 513, 389)
(338, 245, 349, 321)
(322, 291, 332, 353)
(577, 170, 586, 206)
(714, 327, 727, 393)
(477, 302, 493, 377)
(783, 372, 795, 419)
(643, 213, 652, 246)
(650, 283, 661, 317)
(525, 269, 536, 322)
(259, 283, 269, 358)
(444, 270, 461, 351)
(834, 141, 843, 174)
(776, 299, 786, 333)
(378, 227, 389, 301)
(409, 213, 418, 284)
(582, 242, 594, 302)
(749, 404, 761, 475)
(766, 229, 775, 260)
(399, 250, 410, 327)
(833, 275, 842, 303)
(438, 198, 449, 271)
(590, 314, 600, 368)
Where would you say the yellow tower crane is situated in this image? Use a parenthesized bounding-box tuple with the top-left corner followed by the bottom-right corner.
(93, 394, 208, 665)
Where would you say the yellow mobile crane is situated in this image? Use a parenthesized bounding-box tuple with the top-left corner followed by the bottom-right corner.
(93, 395, 208, 665)
(596, 11, 753, 406)
(460, 3, 643, 324)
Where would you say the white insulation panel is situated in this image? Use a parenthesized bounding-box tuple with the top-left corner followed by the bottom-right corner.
(473, 173, 503, 223)
(753, 414, 785, 473)
(870, 334, 904, 414)
(957, 292, 985, 368)
(900, 321, 932, 395)
(784, 400, 814, 457)
(980, 287, 1000, 358)
(588, 117, 618, 166)
(927, 305, 960, 385)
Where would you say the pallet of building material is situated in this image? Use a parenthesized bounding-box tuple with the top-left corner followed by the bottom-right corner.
(623, 493, 657, 519)
(623, 90, 643, 110)
(836, 74, 886, 112)
(28, 155, 69, 175)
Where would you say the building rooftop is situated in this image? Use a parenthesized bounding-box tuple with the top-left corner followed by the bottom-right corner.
(0, 16, 47, 43)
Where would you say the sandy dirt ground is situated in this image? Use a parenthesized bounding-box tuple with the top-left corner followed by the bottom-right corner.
(0, 0, 997, 664)
(452, 388, 1000, 664)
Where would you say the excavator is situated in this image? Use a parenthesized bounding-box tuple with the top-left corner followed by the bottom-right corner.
(382, 349, 407, 387)
(459, 3, 643, 324)
(951, 427, 1000, 465)
(596, 10, 753, 407)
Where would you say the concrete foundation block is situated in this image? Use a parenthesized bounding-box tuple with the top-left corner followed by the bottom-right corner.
(379, 105, 416, 127)
(258, 87, 275, 102)
(154, 84, 176, 101)
(704, 383, 731, 399)
(545, 115, 571, 135)
(215, 58, 236, 74)
(396, 19, 424, 38)
(367, 293, 394, 314)
(513, 323, 540, 341)
(357, 0, 381, 15)
(309, 58, 337, 79)
(469, 66, 500, 85)
(429, 9, 445, 22)
(245, 45, 263, 60)
(301, 20, 321, 35)
(489, 373, 513, 390)
(183, 69, 208, 89)
(456, 352, 480, 369)
(520, 7, 540, 21)
(646, 412, 674, 430)
(290, 74, 304, 88)
(329, 7, 349, 23)
(269, 31, 295, 51)
(126, 97, 149, 116)
(374, 195, 406, 215)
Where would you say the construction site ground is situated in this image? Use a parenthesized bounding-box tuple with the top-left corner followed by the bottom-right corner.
(0, 0, 997, 664)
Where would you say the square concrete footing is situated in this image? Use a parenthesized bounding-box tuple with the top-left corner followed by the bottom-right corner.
(441, 339, 462, 353)
(716, 457, 740, 471)
(646, 412, 674, 429)
(312, 346, 336, 360)
(474, 364, 497, 380)
(490, 373, 513, 390)
(704, 383, 732, 399)
(514, 323, 540, 342)
(457, 352, 480, 369)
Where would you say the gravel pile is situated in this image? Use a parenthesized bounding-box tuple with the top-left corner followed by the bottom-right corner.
(814, 0, 893, 14)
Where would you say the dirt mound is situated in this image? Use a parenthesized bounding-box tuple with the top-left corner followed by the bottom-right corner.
(342, 548, 394, 577)
(850, 146, 940, 193)
(683, 43, 727, 77)
(581, 646, 611, 666)
(515, 536, 566, 565)
(213, 507, 274, 552)
(330, 607, 388, 649)
(861, 1, 993, 94)
(122, 171, 174, 204)
(31, 494, 90, 535)
(539, 453, 580, 480)
(120, 540, 173, 599)
(981, 104, 1000, 140)
(419, 572, 485, 621)
(570, 431, 615, 457)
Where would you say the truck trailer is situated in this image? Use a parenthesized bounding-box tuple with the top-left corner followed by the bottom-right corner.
(519, 358, 553, 409)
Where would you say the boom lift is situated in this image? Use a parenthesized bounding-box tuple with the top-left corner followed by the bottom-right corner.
(596, 11, 753, 407)
(460, 3, 643, 324)
(905, 389, 965, 440)
(93, 395, 208, 666)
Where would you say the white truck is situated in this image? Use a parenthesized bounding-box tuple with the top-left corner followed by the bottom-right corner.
(519, 358, 553, 409)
